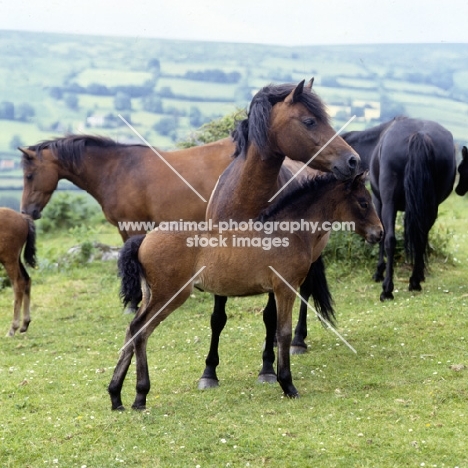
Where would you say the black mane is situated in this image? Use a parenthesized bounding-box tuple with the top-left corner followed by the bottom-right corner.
(232, 82, 330, 158)
(26, 135, 136, 170)
(259, 173, 338, 222)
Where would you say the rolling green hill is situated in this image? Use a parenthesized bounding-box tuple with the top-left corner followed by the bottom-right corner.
(1, 30, 467, 210)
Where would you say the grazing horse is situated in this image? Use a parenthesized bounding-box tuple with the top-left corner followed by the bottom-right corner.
(0, 208, 37, 336)
(109, 173, 383, 410)
(199, 79, 360, 387)
(342, 117, 456, 300)
(455, 146, 468, 196)
(19, 135, 236, 240)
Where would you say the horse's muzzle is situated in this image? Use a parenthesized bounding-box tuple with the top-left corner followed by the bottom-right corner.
(21, 207, 42, 220)
(366, 228, 383, 245)
(333, 153, 361, 180)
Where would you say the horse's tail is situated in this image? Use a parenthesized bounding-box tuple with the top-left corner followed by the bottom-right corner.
(118, 235, 146, 308)
(304, 255, 336, 326)
(403, 132, 438, 264)
(23, 217, 37, 269)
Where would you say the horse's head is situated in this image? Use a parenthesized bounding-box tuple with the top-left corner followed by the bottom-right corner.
(455, 146, 468, 196)
(340, 172, 383, 244)
(19, 147, 59, 219)
(267, 79, 360, 180)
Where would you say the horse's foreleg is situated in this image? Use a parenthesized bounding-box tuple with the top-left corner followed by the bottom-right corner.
(198, 295, 227, 389)
(291, 284, 310, 354)
(274, 287, 298, 398)
(373, 241, 386, 282)
(108, 327, 135, 410)
(258, 293, 277, 383)
(4, 262, 23, 337)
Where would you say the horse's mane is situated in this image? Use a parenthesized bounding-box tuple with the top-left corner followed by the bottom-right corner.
(232, 83, 330, 158)
(259, 173, 339, 222)
(26, 135, 138, 170)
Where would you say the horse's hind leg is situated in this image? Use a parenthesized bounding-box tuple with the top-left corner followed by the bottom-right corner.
(380, 203, 397, 301)
(198, 295, 228, 389)
(19, 263, 31, 333)
(258, 293, 277, 383)
(108, 327, 136, 410)
(408, 231, 429, 292)
(372, 196, 386, 282)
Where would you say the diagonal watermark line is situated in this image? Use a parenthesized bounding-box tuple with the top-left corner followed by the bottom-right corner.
(118, 114, 208, 202)
(268, 115, 356, 202)
(268, 265, 357, 354)
(119, 266, 206, 353)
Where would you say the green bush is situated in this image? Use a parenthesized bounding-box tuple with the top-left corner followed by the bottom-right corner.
(37, 192, 103, 233)
(177, 108, 246, 148)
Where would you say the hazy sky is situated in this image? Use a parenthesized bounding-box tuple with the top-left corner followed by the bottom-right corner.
(1, 0, 467, 46)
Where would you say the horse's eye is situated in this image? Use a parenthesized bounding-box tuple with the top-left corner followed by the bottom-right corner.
(359, 201, 369, 209)
(303, 118, 316, 128)
(25, 173, 33, 181)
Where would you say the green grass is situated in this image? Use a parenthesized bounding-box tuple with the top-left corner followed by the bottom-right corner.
(1, 194, 468, 467)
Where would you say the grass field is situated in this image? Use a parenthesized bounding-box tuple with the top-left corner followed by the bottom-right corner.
(1, 191, 468, 467)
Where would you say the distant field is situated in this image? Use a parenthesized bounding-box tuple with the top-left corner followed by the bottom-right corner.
(76, 69, 154, 87)
(156, 77, 238, 100)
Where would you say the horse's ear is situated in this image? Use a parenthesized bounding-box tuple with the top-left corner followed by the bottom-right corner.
(305, 77, 314, 91)
(462, 146, 468, 161)
(285, 80, 305, 104)
(350, 171, 367, 190)
(18, 147, 34, 161)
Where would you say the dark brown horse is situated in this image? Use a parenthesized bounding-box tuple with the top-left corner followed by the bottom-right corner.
(342, 117, 456, 300)
(0, 208, 37, 336)
(20, 136, 235, 240)
(110, 172, 382, 410)
(200, 79, 360, 388)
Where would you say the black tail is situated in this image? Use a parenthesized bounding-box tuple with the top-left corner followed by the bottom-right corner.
(118, 235, 146, 308)
(404, 132, 438, 265)
(301, 255, 335, 326)
(23, 217, 37, 269)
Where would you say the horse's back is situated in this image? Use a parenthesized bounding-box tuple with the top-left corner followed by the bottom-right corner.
(377, 118, 455, 199)
(0, 208, 29, 260)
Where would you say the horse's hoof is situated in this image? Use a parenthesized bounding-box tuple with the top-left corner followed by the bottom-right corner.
(285, 391, 300, 399)
(198, 378, 219, 390)
(373, 274, 384, 282)
(380, 291, 394, 301)
(409, 283, 422, 292)
(131, 404, 146, 411)
(290, 345, 307, 355)
(6, 329, 15, 337)
(112, 405, 126, 411)
(258, 373, 277, 384)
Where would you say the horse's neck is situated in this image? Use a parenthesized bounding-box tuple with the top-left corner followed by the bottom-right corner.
(209, 147, 285, 221)
(57, 151, 118, 205)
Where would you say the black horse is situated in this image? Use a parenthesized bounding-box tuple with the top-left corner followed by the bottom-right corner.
(455, 146, 468, 196)
(343, 117, 456, 300)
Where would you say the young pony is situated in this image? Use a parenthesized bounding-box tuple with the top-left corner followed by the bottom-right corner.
(109, 172, 382, 410)
(0, 208, 37, 336)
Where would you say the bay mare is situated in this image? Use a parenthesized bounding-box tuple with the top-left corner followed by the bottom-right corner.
(199, 79, 361, 387)
(20, 136, 235, 240)
(109, 173, 382, 410)
(0, 208, 37, 336)
(342, 117, 456, 300)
